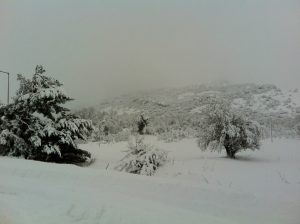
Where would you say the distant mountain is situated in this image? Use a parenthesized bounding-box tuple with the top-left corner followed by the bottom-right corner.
(76, 83, 299, 140)
(97, 83, 300, 120)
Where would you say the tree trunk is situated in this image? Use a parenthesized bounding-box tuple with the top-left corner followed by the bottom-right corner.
(225, 147, 236, 159)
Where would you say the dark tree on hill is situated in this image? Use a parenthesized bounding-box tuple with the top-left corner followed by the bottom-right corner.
(0, 65, 93, 164)
(137, 115, 149, 135)
(197, 98, 261, 158)
(295, 114, 300, 137)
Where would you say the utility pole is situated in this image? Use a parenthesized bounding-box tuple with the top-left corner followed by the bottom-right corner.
(0, 71, 10, 104)
(0, 70, 10, 104)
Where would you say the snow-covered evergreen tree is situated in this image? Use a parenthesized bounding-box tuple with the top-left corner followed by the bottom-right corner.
(0, 65, 93, 164)
(116, 135, 167, 175)
(197, 98, 261, 158)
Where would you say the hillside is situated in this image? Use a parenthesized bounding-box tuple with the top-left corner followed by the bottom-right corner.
(75, 83, 300, 141)
(97, 83, 299, 117)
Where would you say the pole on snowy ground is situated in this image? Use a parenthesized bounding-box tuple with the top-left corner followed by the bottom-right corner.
(0, 70, 10, 104)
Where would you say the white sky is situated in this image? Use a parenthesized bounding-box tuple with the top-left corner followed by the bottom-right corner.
(0, 0, 299, 107)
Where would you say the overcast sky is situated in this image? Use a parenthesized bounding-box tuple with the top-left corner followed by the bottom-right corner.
(0, 0, 299, 107)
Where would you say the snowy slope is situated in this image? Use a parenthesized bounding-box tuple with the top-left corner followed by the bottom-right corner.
(1, 138, 300, 224)
(79, 83, 300, 140)
(231, 87, 300, 117)
(95, 83, 300, 118)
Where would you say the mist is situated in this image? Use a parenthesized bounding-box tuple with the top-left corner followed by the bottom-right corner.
(0, 0, 299, 107)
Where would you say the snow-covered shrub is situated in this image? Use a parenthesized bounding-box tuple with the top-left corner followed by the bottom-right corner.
(116, 135, 168, 176)
(0, 65, 93, 164)
(295, 124, 300, 138)
(294, 114, 300, 138)
(198, 98, 261, 158)
(93, 128, 131, 143)
(158, 128, 198, 142)
(144, 125, 155, 135)
(113, 128, 131, 142)
(157, 129, 189, 142)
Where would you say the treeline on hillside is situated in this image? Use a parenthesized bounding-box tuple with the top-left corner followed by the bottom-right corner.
(75, 107, 202, 143)
(83, 82, 300, 141)
(75, 103, 300, 143)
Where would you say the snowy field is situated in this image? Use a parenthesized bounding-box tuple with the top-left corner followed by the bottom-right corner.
(0, 138, 299, 224)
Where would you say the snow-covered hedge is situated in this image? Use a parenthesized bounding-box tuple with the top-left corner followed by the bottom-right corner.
(116, 135, 168, 176)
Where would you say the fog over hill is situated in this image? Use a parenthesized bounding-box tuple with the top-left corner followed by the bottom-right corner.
(1, 0, 300, 107)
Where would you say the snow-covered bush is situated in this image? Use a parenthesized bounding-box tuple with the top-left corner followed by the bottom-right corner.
(0, 65, 93, 164)
(198, 99, 261, 158)
(93, 127, 131, 143)
(158, 128, 197, 142)
(116, 135, 168, 176)
(295, 124, 300, 138)
(158, 130, 184, 142)
(294, 114, 300, 138)
(113, 128, 131, 142)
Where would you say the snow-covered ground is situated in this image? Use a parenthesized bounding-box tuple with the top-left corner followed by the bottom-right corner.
(1, 138, 299, 224)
